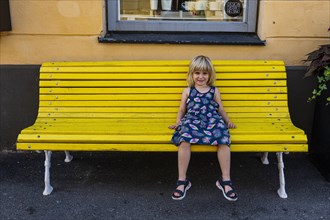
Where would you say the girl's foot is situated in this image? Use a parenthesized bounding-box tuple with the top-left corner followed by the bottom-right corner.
(216, 178, 238, 201)
(172, 179, 191, 200)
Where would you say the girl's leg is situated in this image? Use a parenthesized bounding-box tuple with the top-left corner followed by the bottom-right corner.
(217, 144, 236, 197)
(174, 141, 191, 196)
(217, 144, 231, 180)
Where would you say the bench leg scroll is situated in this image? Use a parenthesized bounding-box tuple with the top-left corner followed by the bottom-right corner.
(64, 151, 73, 163)
(43, 150, 53, 195)
(276, 152, 288, 198)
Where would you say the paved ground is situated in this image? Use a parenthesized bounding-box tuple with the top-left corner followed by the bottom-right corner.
(0, 151, 329, 220)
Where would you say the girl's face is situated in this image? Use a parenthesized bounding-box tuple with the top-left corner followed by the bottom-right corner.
(193, 71, 210, 87)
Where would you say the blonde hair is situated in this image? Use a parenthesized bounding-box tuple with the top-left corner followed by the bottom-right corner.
(186, 55, 216, 87)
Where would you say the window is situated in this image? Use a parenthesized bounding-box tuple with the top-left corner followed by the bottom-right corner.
(102, 0, 263, 45)
(108, 0, 257, 32)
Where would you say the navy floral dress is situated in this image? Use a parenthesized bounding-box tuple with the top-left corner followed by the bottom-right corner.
(171, 86, 231, 147)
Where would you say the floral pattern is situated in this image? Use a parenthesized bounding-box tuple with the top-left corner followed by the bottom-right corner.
(171, 87, 231, 147)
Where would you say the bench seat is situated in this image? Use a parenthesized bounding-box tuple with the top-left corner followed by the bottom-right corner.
(19, 122, 306, 152)
(16, 60, 308, 197)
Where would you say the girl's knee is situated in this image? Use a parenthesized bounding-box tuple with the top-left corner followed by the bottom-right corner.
(218, 144, 230, 149)
(179, 141, 191, 149)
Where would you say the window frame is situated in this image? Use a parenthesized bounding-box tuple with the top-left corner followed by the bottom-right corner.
(107, 0, 259, 33)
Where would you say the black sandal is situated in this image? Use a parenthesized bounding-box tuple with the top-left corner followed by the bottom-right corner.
(172, 179, 191, 200)
(216, 178, 238, 201)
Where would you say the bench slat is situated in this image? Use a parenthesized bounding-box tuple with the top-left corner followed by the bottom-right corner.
(40, 66, 286, 73)
(40, 72, 286, 80)
(40, 87, 287, 94)
(39, 80, 287, 87)
(39, 94, 288, 101)
(33, 117, 295, 123)
(39, 100, 288, 107)
(21, 127, 305, 135)
(37, 112, 291, 118)
(38, 106, 289, 113)
(30, 120, 296, 125)
(41, 60, 285, 67)
(22, 130, 303, 136)
(17, 142, 306, 152)
(22, 121, 303, 130)
(18, 133, 307, 144)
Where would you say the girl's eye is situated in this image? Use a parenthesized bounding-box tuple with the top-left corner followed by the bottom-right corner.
(194, 72, 207, 75)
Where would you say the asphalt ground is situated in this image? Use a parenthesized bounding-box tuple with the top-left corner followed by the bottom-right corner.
(0, 151, 329, 220)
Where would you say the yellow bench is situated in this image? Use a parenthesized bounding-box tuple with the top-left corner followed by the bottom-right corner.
(16, 60, 308, 197)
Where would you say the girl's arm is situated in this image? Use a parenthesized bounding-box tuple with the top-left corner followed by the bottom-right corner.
(168, 87, 189, 129)
(214, 87, 236, 129)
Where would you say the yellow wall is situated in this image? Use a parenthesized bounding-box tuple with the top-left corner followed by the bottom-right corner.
(1, 0, 329, 65)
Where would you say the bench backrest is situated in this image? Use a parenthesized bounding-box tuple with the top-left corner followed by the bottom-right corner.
(38, 60, 291, 124)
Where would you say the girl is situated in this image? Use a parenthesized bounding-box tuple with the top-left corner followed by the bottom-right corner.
(169, 55, 238, 201)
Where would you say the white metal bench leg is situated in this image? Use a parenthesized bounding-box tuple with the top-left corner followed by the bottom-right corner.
(276, 152, 288, 198)
(64, 151, 73, 163)
(43, 150, 53, 195)
(261, 152, 269, 165)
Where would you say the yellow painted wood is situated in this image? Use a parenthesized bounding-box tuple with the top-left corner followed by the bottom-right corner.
(38, 106, 289, 113)
(36, 112, 290, 118)
(21, 127, 305, 135)
(33, 117, 294, 123)
(28, 121, 299, 128)
(22, 120, 304, 131)
(40, 80, 287, 88)
(39, 87, 287, 94)
(26, 120, 298, 127)
(41, 66, 188, 73)
(41, 73, 188, 80)
(40, 66, 285, 73)
(40, 72, 286, 80)
(40, 88, 184, 94)
(39, 94, 288, 101)
(39, 94, 182, 101)
(39, 100, 289, 107)
(17, 60, 307, 153)
(39, 107, 178, 113)
(40, 100, 181, 107)
(41, 60, 285, 67)
(34, 118, 177, 123)
(21, 119, 305, 136)
(37, 112, 177, 118)
(17, 143, 307, 152)
(18, 133, 307, 144)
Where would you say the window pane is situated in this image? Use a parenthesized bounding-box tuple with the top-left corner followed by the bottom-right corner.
(119, 0, 246, 22)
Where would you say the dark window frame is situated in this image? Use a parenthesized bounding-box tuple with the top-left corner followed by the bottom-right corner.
(99, 0, 264, 45)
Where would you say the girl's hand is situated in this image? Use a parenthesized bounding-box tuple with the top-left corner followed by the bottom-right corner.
(227, 121, 236, 129)
(168, 123, 180, 130)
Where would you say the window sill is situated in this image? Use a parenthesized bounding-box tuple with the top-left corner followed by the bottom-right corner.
(98, 32, 265, 45)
